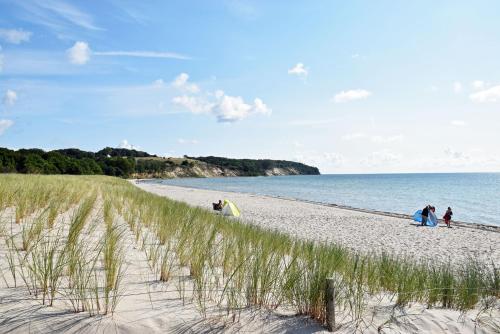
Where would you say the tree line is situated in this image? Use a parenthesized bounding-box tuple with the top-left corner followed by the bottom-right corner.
(0, 147, 152, 178)
(0, 147, 320, 178)
(185, 156, 320, 176)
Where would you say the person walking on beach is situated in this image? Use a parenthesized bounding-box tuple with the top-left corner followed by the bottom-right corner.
(421, 205, 430, 226)
(443, 207, 453, 228)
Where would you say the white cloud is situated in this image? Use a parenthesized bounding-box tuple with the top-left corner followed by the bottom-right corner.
(67, 41, 91, 65)
(152, 79, 165, 87)
(0, 29, 32, 44)
(294, 151, 345, 169)
(341, 132, 366, 141)
(173, 92, 271, 122)
(293, 141, 305, 148)
(17, 0, 103, 31)
(288, 63, 308, 76)
(177, 138, 199, 145)
(3, 89, 18, 106)
(172, 95, 214, 114)
(362, 150, 401, 167)
(444, 147, 470, 161)
(333, 89, 372, 103)
(469, 85, 500, 103)
(0, 52, 3, 72)
(213, 94, 253, 122)
(226, 0, 258, 20)
(171, 73, 199, 93)
(213, 92, 271, 122)
(253, 98, 271, 115)
(341, 133, 403, 143)
(66, 42, 190, 65)
(370, 134, 404, 144)
(93, 50, 190, 60)
(451, 120, 466, 127)
(171, 73, 271, 122)
(119, 139, 140, 150)
(453, 81, 462, 93)
(351, 54, 360, 59)
(0, 119, 14, 135)
(471, 80, 485, 90)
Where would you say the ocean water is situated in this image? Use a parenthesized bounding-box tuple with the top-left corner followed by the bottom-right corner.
(144, 173, 500, 227)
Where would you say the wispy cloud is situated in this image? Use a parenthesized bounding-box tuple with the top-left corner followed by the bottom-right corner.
(451, 120, 466, 127)
(15, 0, 103, 32)
(177, 138, 199, 145)
(0, 29, 32, 44)
(0, 119, 14, 135)
(341, 132, 403, 143)
(293, 151, 345, 171)
(66, 41, 191, 65)
(362, 150, 401, 167)
(226, 0, 259, 20)
(333, 89, 372, 103)
(3, 89, 18, 106)
(341, 132, 366, 141)
(94, 50, 191, 60)
(370, 134, 403, 144)
(453, 81, 462, 93)
(471, 80, 485, 90)
(288, 118, 338, 127)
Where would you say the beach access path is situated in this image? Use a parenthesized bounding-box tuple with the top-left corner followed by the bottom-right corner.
(135, 182, 500, 267)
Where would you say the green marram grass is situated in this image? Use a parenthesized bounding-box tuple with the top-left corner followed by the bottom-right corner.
(0, 174, 498, 326)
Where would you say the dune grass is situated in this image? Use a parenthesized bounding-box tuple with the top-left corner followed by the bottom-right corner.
(0, 174, 498, 327)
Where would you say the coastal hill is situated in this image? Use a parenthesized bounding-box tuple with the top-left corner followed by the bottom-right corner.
(0, 147, 320, 178)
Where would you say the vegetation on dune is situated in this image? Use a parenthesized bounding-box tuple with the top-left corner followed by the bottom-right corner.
(0, 147, 139, 177)
(0, 175, 497, 329)
(186, 155, 320, 176)
(0, 147, 320, 178)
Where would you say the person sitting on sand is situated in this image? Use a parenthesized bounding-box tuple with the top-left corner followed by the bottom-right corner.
(443, 207, 453, 228)
(421, 205, 431, 226)
(212, 200, 223, 211)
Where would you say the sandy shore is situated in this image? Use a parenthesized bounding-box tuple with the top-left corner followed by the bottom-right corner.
(135, 182, 500, 267)
(0, 205, 324, 334)
(1, 181, 498, 334)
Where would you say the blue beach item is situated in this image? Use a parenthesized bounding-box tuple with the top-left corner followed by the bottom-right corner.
(413, 210, 438, 227)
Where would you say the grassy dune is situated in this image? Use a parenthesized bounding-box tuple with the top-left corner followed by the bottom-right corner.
(0, 174, 498, 328)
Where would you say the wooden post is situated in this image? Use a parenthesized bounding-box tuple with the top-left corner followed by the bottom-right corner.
(326, 277, 336, 331)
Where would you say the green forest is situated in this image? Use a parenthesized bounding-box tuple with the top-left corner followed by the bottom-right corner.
(0, 147, 319, 178)
(186, 156, 320, 176)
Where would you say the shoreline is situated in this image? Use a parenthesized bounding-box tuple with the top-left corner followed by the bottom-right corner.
(134, 181, 500, 267)
(134, 179, 500, 233)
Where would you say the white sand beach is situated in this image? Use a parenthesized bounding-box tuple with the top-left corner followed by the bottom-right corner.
(0, 205, 324, 334)
(1, 181, 498, 334)
(135, 182, 500, 268)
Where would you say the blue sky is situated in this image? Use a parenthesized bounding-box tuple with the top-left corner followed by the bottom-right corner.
(1, 0, 500, 173)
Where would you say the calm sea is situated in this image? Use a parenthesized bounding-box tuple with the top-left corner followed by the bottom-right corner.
(144, 173, 500, 227)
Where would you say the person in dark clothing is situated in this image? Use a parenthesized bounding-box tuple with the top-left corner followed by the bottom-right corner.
(421, 205, 430, 226)
(212, 200, 223, 211)
(443, 207, 453, 228)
